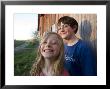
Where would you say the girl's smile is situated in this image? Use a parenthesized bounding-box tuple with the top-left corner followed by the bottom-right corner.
(40, 35, 60, 59)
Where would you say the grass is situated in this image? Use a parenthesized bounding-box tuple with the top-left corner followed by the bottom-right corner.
(14, 40, 26, 48)
(14, 39, 40, 76)
(14, 48, 37, 76)
(25, 40, 39, 48)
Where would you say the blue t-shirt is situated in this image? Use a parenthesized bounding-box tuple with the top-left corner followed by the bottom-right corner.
(64, 39, 97, 76)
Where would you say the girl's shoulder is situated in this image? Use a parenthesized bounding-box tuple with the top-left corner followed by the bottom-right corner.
(62, 69, 69, 76)
(39, 69, 70, 76)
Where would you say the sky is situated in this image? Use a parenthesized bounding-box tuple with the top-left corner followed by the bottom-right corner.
(14, 13, 38, 40)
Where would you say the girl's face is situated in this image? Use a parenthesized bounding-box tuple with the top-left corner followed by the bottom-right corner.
(40, 34, 60, 60)
(57, 22, 75, 40)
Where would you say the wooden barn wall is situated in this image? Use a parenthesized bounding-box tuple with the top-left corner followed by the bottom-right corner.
(39, 14, 97, 53)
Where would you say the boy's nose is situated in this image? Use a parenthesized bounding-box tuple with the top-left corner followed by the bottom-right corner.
(60, 27, 65, 32)
(57, 24, 65, 32)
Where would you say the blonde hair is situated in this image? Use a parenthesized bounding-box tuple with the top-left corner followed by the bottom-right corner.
(30, 32, 64, 76)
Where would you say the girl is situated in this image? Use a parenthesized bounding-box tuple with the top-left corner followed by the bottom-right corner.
(30, 32, 69, 76)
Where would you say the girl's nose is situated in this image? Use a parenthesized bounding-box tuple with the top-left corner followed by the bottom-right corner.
(46, 42, 51, 47)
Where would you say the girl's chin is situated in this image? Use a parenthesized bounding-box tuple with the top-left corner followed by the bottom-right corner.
(43, 57, 54, 60)
(43, 55, 54, 59)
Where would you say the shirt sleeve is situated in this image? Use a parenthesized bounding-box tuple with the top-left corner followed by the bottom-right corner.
(80, 43, 97, 76)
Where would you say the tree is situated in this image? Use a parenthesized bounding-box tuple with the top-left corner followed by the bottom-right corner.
(31, 30, 41, 46)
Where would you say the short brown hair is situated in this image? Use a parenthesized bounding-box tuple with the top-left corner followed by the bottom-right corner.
(57, 16, 78, 34)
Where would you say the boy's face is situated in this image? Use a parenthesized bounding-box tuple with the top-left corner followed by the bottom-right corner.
(40, 35, 60, 59)
(57, 22, 75, 40)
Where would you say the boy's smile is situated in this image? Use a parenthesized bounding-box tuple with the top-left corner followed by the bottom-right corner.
(58, 23, 75, 40)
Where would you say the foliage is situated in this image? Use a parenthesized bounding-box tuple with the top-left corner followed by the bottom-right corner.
(14, 31, 41, 76)
(25, 40, 39, 48)
(32, 30, 41, 42)
(14, 40, 26, 48)
(14, 48, 37, 76)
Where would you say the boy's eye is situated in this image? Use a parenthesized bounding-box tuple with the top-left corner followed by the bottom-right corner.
(58, 27, 61, 30)
(64, 25, 68, 28)
(57, 24, 69, 30)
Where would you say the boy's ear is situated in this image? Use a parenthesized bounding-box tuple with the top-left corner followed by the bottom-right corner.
(72, 25, 77, 33)
(73, 25, 77, 30)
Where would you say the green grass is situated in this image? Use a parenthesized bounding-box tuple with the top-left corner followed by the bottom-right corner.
(14, 40, 26, 48)
(14, 48, 37, 76)
(25, 40, 39, 48)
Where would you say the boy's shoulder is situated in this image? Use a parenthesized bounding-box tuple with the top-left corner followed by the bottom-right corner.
(78, 39, 92, 48)
(64, 39, 92, 51)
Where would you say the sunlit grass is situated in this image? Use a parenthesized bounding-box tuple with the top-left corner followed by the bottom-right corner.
(14, 39, 40, 76)
(14, 48, 37, 76)
(14, 40, 26, 48)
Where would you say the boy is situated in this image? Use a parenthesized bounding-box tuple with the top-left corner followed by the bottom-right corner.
(57, 16, 96, 76)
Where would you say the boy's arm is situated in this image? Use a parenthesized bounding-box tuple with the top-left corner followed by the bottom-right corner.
(80, 44, 97, 76)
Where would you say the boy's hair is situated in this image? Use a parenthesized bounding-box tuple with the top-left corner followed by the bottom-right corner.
(30, 32, 64, 76)
(57, 16, 78, 34)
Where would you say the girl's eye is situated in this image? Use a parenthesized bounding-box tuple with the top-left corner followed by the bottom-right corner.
(42, 41, 47, 44)
(52, 42, 56, 45)
(52, 41, 58, 45)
